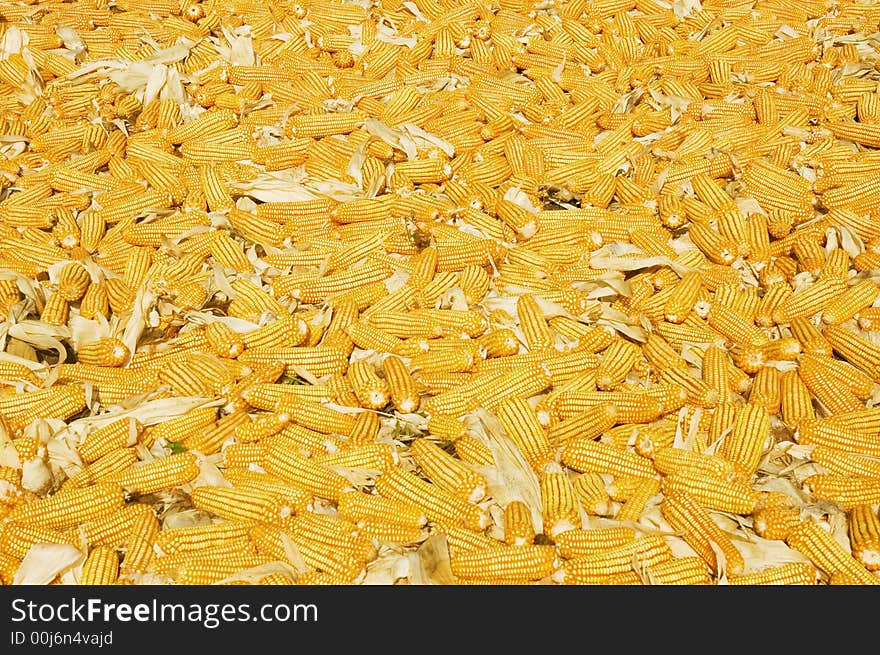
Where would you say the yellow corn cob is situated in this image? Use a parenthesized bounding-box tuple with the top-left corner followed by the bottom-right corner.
(848, 505, 880, 572)
(554, 527, 637, 559)
(701, 346, 731, 403)
(786, 519, 879, 585)
(658, 365, 719, 408)
(687, 222, 737, 265)
(76, 337, 130, 367)
(561, 438, 656, 479)
(79, 418, 142, 463)
(5, 385, 87, 430)
(811, 444, 880, 478)
(155, 522, 254, 556)
(646, 556, 712, 585)
(615, 477, 661, 523)
(341, 410, 378, 449)
(436, 522, 505, 557)
(548, 404, 618, 447)
(337, 491, 426, 529)
(241, 316, 309, 349)
(191, 485, 286, 523)
(548, 320, 615, 352)
(822, 280, 880, 325)
(662, 469, 758, 515)
(242, 384, 332, 413)
(450, 545, 556, 582)
(174, 553, 274, 585)
(0, 552, 21, 585)
(239, 346, 349, 378)
(274, 423, 342, 456)
(753, 505, 801, 540)
(250, 525, 364, 584)
(798, 355, 865, 415)
(663, 271, 702, 323)
(780, 369, 815, 428)
(661, 490, 746, 576)
(632, 423, 676, 460)
(223, 469, 313, 511)
(234, 412, 291, 443)
(177, 410, 250, 455)
(796, 418, 880, 457)
(107, 453, 200, 495)
(223, 444, 266, 469)
(262, 441, 352, 501)
(83, 503, 155, 546)
(7, 483, 124, 530)
(56, 261, 92, 301)
(356, 518, 425, 545)
(541, 351, 602, 386)
(553, 535, 673, 584)
(40, 293, 70, 325)
(289, 111, 367, 138)
(0, 523, 75, 560)
(347, 322, 404, 353)
(157, 354, 231, 396)
(283, 513, 374, 562)
(380, 355, 420, 413)
(728, 562, 818, 585)
(517, 294, 554, 351)
(408, 347, 476, 376)
(749, 364, 781, 412)
(652, 446, 736, 480)
(120, 509, 160, 574)
(274, 397, 357, 436)
(643, 333, 688, 371)
(823, 406, 880, 433)
(494, 397, 556, 472)
(68, 447, 138, 488)
(375, 467, 487, 531)
(477, 328, 521, 358)
(789, 317, 832, 356)
(801, 353, 874, 402)
(557, 391, 663, 424)
(539, 471, 580, 538)
(425, 415, 466, 442)
(718, 403, 771, 476)
(503, 500, 536, 546)
(773, 279, 847, 323)
(595, 338, 640, 390)
(706, 303, 769, 348)
(80, 546, 120, 585)
(453, 435, 495, 467)
(154, 520, 250, 555)
(803, 474, 880, 508)
(204, 322, 246, 358)
(346, 359, 390, 410)
(410, 438, 487, 502)
(607, 475, 654, 503)
(755, 282, 793, 328)
(316, 443, 397, 471)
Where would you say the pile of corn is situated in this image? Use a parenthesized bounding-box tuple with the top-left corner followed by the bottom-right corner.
(1, 0, 880, 586)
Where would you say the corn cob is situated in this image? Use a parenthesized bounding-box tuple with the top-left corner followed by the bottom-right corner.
(728, 562, 818, 585)
(107, 453, 200, 495)
(80, 546, 120, 585)
(553, 535, 673, 584)
(375, 467, 488, 531)
(661, 490, 746, 576)
(451, 545, 556, 582)
(786, 519, 879, 585)
(848, 505, 880, 571)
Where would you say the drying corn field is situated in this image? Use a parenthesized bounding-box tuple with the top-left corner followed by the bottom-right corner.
(2, 0, 880, 587)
